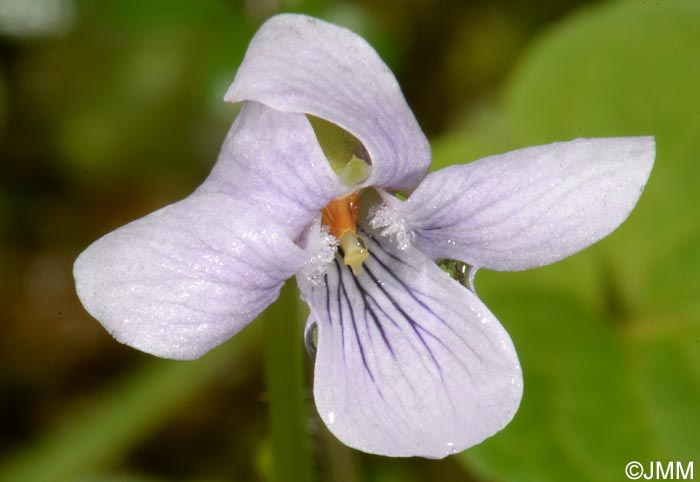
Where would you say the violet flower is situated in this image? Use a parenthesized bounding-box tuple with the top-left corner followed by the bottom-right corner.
(74, 14, 654, 458)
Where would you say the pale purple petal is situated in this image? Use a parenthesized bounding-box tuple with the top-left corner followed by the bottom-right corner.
(401, 137, 655, 271)
(297, 226, 522, 457)
(225, 14, 430, 192)
(200, 101, 347, 240)
(74, 193, 306, 360)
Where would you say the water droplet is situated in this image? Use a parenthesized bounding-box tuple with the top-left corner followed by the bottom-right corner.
(446, 441, 456, 454)
(305, 322, 318, 358)
(328, 411, 335, 424)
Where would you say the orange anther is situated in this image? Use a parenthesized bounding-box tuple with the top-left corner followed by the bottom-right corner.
(321, 191, 361, 239)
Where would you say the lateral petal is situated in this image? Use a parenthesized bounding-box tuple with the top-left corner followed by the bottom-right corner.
(201, 101, 347, 240)
(402, 137, 655, 271)
(74, 194, 306, 360)
(225, 14, 430, 192)
(297, 227, 522, 457)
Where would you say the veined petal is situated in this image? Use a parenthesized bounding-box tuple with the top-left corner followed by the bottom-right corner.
(200, 101, 347, 240)
(402, 137, 655, 271)
(297, 226, 522, 457)
(225, 14, 430, 192)
(74, 194, 306, 360)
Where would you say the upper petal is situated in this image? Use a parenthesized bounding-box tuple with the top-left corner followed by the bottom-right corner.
(200, 101, 347, 240)
(297, 226, 522, 457)
(225, 14, 430, 192)
(74, 193, 307, 360)
(400, 137, 655, 271)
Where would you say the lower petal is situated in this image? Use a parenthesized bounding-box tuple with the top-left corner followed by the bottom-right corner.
(74, 193, 306, 360)
(297, 226, 522, 457)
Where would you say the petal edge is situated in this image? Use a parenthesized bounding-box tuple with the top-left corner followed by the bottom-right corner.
(403, 136, 655, 271)
(297, 226, 522, 457)
(75, 193, 306, 360)
(226, 14, 431, 192)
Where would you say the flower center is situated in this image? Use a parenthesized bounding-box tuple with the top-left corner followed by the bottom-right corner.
(321, 191, 369, 275)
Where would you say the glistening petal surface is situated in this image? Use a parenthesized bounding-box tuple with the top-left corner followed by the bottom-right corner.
(297, 227, 522, 457)
(200, 101, 346, 240)
(402, 137, 655, 271)
(74, 194, 306, 360)
(225, 14, 430, 192)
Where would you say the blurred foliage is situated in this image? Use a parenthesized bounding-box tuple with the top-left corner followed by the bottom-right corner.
(0, 71, 5, 129)
(0, 327, 260, 482)
(1, 0, 698, 481)
(431, 1, 700, 480)
(263, 283, 314, 482)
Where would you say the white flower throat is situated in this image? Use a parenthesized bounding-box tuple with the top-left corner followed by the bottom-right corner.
(309, 114, 416, 276)
(309, 114, 374, 276)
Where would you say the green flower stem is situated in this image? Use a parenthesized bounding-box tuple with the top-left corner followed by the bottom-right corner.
(264, 281, 314, 482)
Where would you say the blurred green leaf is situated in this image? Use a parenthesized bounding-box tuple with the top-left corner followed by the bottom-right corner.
(504, 0, 700, 313)
(431, 99, 516, 172)
(463, 290, 700, 482)
(453, 1, 700, 480)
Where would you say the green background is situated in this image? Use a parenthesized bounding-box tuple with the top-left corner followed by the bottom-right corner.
(1, 0, 698, 481)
